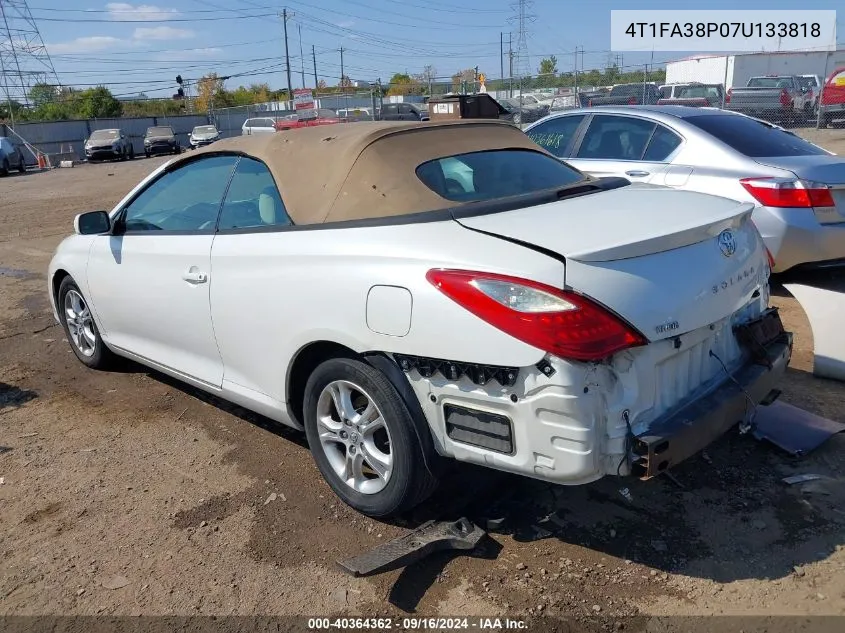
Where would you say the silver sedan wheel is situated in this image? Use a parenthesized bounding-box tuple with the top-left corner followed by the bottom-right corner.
(315, 380, 393, 495)
(64, 289, 96, 357)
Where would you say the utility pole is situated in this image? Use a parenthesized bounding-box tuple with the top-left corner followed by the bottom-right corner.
(312, 45, 318, 90)
(573, 48, 578, 97)
(281, 8, 293, 104)
(500, 32, 504, 82)
(339, 47, 345, 90)
(508, 32, 513, 97)
(298, 23, 306, 89)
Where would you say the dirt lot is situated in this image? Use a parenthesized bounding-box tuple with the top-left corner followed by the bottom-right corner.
(2, 131, 845, 627)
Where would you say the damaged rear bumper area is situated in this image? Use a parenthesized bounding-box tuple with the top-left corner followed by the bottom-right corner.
(632, 318, 793, 478)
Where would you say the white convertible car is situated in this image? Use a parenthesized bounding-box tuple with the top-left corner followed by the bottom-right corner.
(48, 121, 792, 517)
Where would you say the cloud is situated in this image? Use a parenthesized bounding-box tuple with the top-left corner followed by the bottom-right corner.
(133, 26, 194, 40)
(106, 3, 180, 22)
(150, 47, 222, 61)
(50, 36, 125, 54)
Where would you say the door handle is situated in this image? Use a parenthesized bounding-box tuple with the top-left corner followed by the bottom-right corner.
(182, 270, 207, 284)
(625, 170, 650, 178)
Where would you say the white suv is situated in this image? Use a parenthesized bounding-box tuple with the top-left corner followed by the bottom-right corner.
(241, 117, 277, 135)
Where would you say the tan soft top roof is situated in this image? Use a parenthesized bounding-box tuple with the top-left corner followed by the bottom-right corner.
(176, 120, 549, 225)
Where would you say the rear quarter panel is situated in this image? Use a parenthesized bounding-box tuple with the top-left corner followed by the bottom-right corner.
(208, 220, 565, 402)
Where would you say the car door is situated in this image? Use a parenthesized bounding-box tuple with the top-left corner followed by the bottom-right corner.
(567, 113, 681, 183)
(525, 114, 589, 160)
(86, 155, 239, 386)
(210, 156, 294, 398)
(398, 103, 414, 120)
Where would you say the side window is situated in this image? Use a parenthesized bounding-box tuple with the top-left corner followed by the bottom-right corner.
(399, 103, 412, 115)
(244, 119, 254, 128)
(527, 115, 586, 158)
(643, 125, 683, 161)
(218, 158, 291, 230)
(120, 155, 238, 233)
(575, 115, 657, 160)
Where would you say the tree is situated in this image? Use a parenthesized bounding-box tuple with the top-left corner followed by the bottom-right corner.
(317, 79, 328, 90)
(538, 56, 558, 76)
(386, 72, 422, 96)
(29, 83, 58, 106)
(195, 73, 227, 112)
(76, 87, 122, 119)
(451, 68, 479, 92)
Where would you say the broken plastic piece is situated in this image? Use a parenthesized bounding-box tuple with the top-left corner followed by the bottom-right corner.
(337, 517, 486, 577)
(752, 401, 845, 456)
(783, 474, 823, 485)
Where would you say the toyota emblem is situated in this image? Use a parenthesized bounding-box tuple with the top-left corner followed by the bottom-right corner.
(717, 230, 737, 258)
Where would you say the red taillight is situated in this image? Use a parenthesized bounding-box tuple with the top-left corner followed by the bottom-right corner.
(740, 177, 835, 208)
(426, 269, 646, 362)
(779, 88, 791, 107)
(725, 89, 732, 104)
(628, 96, 637, 105)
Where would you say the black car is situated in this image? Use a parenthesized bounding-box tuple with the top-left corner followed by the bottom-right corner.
(498, 97, 550, 125)
(144, 126, 181, 157)
(378, 102, 429, 121)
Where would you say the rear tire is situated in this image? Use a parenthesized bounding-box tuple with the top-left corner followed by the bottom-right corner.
(303, 357, 439, 518)
(18, 156, 25, 172)
(128, 146, 134, 160)
(57, 276, 115, 370)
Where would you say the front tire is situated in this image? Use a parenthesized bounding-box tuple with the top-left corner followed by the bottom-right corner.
(1, 158, 8, 176)
(303, 358, 438, 517)
(18, 156, 25, 173)
(57, 276, 115, 369)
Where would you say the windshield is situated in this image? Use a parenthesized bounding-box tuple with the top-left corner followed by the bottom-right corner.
(147, 127, 173, 137)
(416, 149, 585, 203)
(687, 114, 829, 157)
(193, 126, 217, 134)
(90, 130, 119, 141)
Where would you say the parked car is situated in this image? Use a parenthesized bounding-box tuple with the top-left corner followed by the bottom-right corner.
(378, 102, 429, 121)
(241, 117, 278, 135)
(819, 66, 845, 127)
(336, 107, 374, 121)
(525, 105, 845, 273)
(143, 126, 180, 157)
(0, 136, 26, 175)
(499, 97, 550, 125)
(84, 128, 134, 162)
(797, 75, 822, 114)
(274, 109, 344, 131)
(48, 120, 791, 517)
(725, 76, 814, 123)
(189, 125, 221, 149)
(657, 83, 724, 108)
(587, 82, 662, 106)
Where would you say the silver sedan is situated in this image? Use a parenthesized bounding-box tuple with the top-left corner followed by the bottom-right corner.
(525, 105, 845, 273)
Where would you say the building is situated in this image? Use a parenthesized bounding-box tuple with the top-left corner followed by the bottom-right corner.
(665, 49, 845, 88)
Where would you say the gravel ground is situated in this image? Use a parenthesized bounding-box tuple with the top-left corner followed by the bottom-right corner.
(1, 132, 845, 626)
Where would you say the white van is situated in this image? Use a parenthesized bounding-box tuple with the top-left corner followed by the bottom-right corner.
(241, 117, 277, 135)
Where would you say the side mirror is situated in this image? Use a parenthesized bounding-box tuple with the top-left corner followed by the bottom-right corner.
(74, 210, 111, 235)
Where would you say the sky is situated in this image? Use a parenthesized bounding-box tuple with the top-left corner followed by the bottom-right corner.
(13, 0, 845, 100)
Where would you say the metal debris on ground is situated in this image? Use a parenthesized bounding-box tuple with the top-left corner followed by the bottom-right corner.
(783, 474, 824, 485)
(619, 487, 634, 502)
(752, 401, 845, 456)
(337, 517, 486, 577)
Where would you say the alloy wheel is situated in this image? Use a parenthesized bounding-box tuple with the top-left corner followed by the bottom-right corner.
(315, 379, 393, 494)
(64, 289, 96, 357)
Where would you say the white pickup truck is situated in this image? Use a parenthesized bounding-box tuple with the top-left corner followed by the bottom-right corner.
(725, 75, 815, 123)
